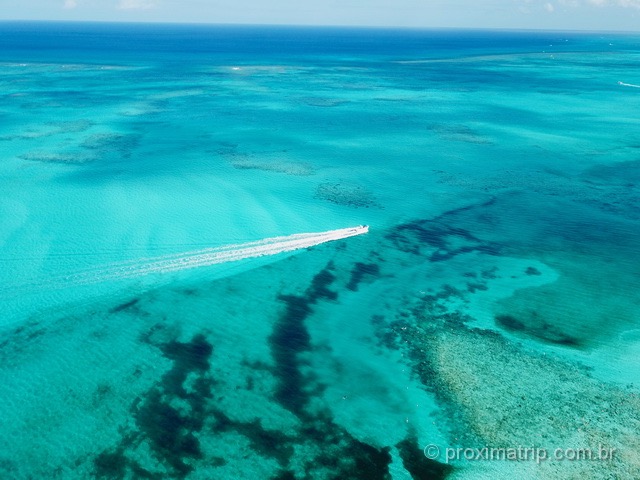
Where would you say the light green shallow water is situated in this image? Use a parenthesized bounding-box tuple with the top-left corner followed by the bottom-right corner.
(1, 23, 639, 479)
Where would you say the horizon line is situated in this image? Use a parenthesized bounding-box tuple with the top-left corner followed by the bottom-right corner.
(0, 19, 637, 35)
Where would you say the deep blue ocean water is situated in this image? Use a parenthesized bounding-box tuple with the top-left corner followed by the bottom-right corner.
(1, 22, 639, 479)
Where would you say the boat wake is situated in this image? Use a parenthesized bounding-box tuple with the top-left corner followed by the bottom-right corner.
(8, 225, 369, 293)
(618, 81, 640, 88)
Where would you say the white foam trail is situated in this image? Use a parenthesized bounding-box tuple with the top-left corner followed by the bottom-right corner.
(618, 81, 640, 88)
(51, 225, 369, 288)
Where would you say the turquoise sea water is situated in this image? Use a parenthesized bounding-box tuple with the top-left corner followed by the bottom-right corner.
(1, 22, 640, 479)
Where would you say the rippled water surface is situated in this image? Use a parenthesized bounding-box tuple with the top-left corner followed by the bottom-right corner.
(1, 23, 639, 479)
